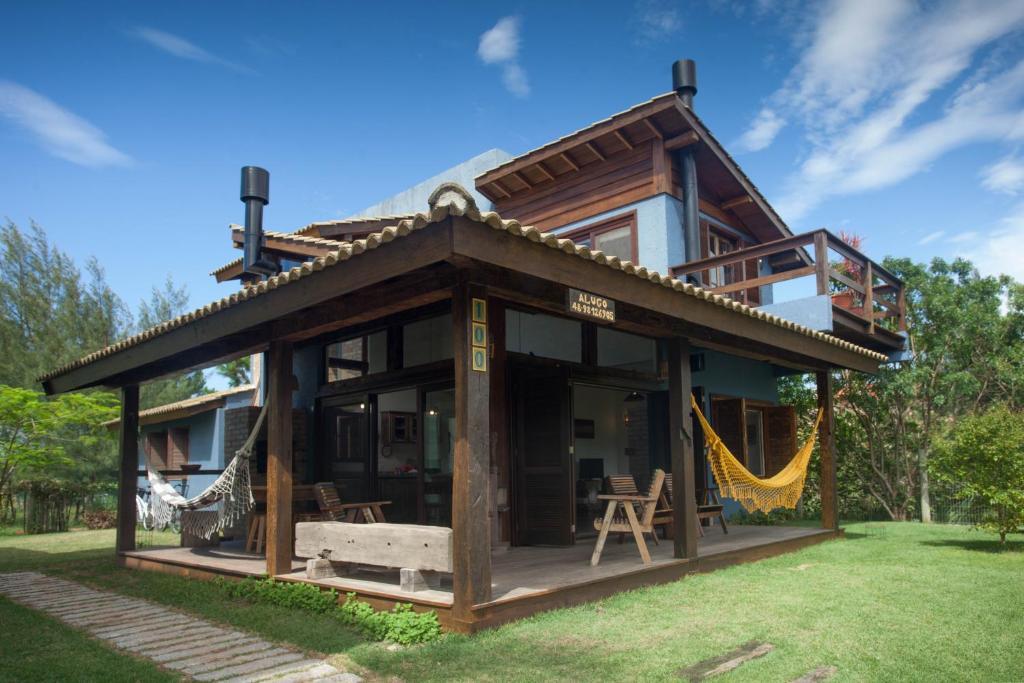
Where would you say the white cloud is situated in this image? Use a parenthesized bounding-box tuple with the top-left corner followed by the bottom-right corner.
(132, 26, 253, 73)
(0, 81, 132, 167)
(632, 0, 682, 42)
(981, 155, 1024, 194)
(478, 17, 530, 98)
(918, 230, 945, 245)
(962, 203, 1024, 280)
(478, 17, 520, 64)
(735, 108, 785, 151)
(949, 230, 979, 244)
(734, 0, 1024, 222)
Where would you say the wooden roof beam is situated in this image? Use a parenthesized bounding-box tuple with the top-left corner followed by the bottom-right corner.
(534, 161, 556, 182)
(642, 117, 663, 139)
(613, 130, 634, 150)
(584, 141, 606, 161)
(559, 152, 579, 172)
(489, 180, 512, 198)
(665, 130, 700, 151)
(510, 170, 533, 190)
(721, 195, 755, 211)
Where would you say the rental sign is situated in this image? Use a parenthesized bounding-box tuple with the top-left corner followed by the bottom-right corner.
(566, 288, 616, 323)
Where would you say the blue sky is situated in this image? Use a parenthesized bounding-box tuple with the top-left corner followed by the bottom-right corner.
(3, 0, 1024, 321)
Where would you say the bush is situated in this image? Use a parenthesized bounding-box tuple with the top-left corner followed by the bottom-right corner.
(81, 509, 116, 529)
(216, 578, 441, 645)
(932, 404, 1024, 545)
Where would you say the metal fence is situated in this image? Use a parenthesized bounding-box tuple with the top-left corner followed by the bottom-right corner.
(930, 485, 993, 526)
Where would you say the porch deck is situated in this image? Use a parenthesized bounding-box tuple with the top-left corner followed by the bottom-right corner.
(121, 524, 834, 629)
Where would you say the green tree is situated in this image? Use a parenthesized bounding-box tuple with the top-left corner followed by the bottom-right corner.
(217, 356, 252, 387)
(932, 404, 1024, 544)
(136, 276, 208, 409)
(0, 385, 118, 522)
(0, 221, 130, 388)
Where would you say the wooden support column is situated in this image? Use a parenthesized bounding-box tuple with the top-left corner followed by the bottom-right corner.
(116, 384, 139, 553)
(668, 338, 698, 559)
(816, 370, 839, 531)
(265, 340, 294, 576)
(452, 281, 492, 620)
(488, 297, 511, 550)
(813, 231, 830, 296)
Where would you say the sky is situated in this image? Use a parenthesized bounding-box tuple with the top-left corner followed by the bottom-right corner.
(3, 0, 1024, 322)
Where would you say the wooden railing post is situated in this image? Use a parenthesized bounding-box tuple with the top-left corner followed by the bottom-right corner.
(813, 231, 830, 297)
(816, 371, 839, 531)
(452, 280, 492, 622)
(668, 338, 699, 560)
(116, 384, 140, 554)
(864, 261, 874, 335)
(266, 340, 294, 577)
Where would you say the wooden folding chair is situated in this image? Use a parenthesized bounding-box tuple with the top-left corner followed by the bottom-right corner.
(313, 483, 391, 523)
(591, 469, 666, 566)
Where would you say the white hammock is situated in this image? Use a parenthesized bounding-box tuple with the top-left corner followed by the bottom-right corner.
(145, 399, 267, 539)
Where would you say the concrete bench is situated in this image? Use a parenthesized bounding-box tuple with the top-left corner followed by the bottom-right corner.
(294, 521, 453, 592)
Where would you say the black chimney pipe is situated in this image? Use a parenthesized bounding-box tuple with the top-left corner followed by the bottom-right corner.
(240, 166, 277, 279)
(672, 60, 701, 284)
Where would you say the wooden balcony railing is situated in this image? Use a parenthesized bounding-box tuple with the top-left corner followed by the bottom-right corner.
(670, 229, 906, 337)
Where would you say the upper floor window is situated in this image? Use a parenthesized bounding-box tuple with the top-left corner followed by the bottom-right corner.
(403, 313, 454, 367)
(560, 212, 637, 263)
(706, 228, 737, 289)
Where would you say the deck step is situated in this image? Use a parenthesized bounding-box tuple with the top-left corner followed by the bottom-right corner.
(0, 571, 361, 683)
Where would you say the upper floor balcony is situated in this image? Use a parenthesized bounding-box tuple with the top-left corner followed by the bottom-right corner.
(670, 229, 907, 355)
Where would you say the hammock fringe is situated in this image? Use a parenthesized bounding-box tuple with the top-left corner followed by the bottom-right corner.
(691, 395, 823, 514)
(145, 398, 268, 539)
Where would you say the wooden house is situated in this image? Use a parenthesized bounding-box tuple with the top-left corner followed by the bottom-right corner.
(40, 61, 902, 632)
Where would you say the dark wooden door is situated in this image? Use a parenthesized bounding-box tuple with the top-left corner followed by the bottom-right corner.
(512, 364, 573, 546)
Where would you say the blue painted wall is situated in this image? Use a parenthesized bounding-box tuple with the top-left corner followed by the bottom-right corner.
(691, 348, 782, 518)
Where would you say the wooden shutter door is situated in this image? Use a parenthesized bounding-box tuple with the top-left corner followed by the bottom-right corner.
(513, 365, 572, 546)
(764, 406, 797, 476)
(712, 398, 747, 464)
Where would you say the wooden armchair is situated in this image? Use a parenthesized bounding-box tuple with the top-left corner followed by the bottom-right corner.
(591, 469, 666, 566)
(606, 474, 671, 543)
(313, 483, 391, 523)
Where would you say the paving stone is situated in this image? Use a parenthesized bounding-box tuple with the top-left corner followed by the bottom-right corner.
(790, 665, 838, 682)
(0, 572, 351, 683)
(215, 659, 326, 683)
(245, 663, 342, 683)
(192, 652, 308, 681)
(94, 614, 197, 638)
(146, 634, 254, 662)
(176, 647, 294, 676)
(167, 639, 278, 672)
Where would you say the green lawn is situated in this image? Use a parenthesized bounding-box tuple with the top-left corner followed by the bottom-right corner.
(0, 524, 1021, 682)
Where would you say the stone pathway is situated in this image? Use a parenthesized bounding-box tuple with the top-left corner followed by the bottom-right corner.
(0, 572, 361, 682)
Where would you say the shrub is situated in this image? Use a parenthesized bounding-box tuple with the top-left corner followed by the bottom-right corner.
(216, 578, 441, 645)
(931, 404, 1024, 545)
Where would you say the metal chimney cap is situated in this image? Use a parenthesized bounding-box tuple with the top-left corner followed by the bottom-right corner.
(240, 166, 269, 204)
(672, 59, 697, 98)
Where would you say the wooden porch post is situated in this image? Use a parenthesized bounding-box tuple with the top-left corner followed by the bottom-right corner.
(668, 338, 698, 559)
(116, 384, 139, 554)
(266, 340, 294, 576)
(816, 370, 839, 531)
(452, 281, 492, 621)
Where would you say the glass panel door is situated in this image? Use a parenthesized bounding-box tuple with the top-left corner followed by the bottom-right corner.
(422, 387, 455, 526)
(322, 400, 372, 503)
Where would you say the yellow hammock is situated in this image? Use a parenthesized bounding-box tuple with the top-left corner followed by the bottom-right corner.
(690, 395, 824, 513)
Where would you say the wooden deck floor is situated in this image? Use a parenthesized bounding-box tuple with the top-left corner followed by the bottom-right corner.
(123, 524, 831, 608)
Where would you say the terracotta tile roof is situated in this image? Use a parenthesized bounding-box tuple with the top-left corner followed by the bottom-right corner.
(40, 185, 884, 385)
(211, 216, 416, 278)
(103, 384, 256, 428)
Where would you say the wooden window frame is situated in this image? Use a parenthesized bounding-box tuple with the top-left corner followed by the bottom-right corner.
(559, 211, 638, 263)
